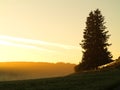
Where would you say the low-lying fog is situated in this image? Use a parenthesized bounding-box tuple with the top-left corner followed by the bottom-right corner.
(0, 62, 75, 81)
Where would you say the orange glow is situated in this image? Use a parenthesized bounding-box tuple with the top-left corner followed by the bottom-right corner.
(0, 62, 75, 80)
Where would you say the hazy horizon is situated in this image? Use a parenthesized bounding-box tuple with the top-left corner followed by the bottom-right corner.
(0, 62, 75, 81)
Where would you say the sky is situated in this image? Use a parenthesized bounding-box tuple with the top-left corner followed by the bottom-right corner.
(0, 0, 120, 64)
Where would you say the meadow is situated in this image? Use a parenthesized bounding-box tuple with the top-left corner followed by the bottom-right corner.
(0, 68, 120, 90)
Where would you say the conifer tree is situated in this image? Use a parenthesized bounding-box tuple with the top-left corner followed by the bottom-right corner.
(75, 9, 112, 71)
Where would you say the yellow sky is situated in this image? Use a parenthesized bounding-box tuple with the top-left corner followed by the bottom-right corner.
(0, 0, 120, 64)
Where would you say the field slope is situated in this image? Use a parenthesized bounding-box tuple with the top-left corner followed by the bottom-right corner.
(0, 68, 120, 90)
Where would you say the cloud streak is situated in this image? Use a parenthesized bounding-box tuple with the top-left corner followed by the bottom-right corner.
(0, 40, 55, 52)
(0, 35, 81, 50)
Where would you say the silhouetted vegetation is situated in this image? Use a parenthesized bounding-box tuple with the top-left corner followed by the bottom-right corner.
(98, 56, 120, 69)
(75, 9, 113, 71)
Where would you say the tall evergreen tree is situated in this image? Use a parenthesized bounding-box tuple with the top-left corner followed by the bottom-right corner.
(75, 9, 112, 71)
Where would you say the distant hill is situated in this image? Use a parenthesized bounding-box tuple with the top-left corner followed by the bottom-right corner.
(0, 62, 75, 81)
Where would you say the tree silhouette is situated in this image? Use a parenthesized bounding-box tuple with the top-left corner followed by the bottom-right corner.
(75, 9, 112, 71)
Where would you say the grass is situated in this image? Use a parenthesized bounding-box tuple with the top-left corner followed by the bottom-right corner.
(0, 68, 120, 90)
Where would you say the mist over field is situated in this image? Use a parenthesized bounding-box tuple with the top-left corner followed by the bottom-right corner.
(0, 62, 75, 81)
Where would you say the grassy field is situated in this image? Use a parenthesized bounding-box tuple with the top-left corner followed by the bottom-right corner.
(0, 68, 120, 90)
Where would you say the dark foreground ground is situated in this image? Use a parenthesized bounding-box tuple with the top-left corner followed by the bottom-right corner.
(0, 69, 120, 90)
